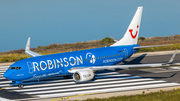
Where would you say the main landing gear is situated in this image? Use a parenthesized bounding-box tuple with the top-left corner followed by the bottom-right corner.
(18, 84, 24, 89)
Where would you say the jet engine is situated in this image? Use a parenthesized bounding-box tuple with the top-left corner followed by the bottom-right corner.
(73, 69, 95, 82)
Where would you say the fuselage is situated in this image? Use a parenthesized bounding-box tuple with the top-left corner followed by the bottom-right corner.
(4, 44, 139, 82)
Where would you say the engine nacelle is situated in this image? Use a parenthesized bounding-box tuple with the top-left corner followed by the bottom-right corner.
(73, 69, 95, 82)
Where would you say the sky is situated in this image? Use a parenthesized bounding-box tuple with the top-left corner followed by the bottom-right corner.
(0, 0, 180, 52)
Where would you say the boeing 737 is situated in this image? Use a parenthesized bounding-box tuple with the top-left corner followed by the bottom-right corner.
(3, 6, 177, 88)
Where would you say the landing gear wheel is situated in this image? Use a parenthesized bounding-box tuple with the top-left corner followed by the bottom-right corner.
(18, 84, 24, 89)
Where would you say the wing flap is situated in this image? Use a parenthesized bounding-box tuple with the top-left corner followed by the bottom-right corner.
(25, 50, 42, 57)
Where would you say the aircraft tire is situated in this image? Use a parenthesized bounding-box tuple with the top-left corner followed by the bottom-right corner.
(18, 84, 24, 89)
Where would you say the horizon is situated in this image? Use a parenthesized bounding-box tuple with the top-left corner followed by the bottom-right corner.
(2, 34, 179, 53)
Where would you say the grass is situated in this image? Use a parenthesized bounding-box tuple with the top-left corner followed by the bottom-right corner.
(0, 35, 180, 63)
(138, 43, 180, 52)
(85, 88, 180, 101)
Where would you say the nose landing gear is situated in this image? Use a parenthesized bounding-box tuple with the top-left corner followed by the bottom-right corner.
(18, 84, 24, 89)
(15, 81, 24, 89)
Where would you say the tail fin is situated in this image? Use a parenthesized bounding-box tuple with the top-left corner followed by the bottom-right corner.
(111, 6, 143, 46)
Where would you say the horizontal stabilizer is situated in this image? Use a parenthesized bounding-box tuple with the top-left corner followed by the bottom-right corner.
(25, 37, 42, 57)
(133, 44, 172, 49)
(25, 50, 42, 57)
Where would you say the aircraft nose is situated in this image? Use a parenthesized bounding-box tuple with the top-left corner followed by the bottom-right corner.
(3, 71, 12, 80)
(3, 71, 9, 78)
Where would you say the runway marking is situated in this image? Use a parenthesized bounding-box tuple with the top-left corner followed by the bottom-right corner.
(0, 97, 11, 101)
(0, 81, 12, 84)
(6, 74, 134, 89)
(0, 84, 12, 88)
(22, 80, 167, 95)
(169, 67, 180, 70)
(39, 83, 180, 98)
(11, 79, 154, 92)
(0, 65, 180, 100)
(0, 66, 9, 67)
(0, 68, 8, 70)
(7, 76, 142, 90)
(0, 77, 6, 80)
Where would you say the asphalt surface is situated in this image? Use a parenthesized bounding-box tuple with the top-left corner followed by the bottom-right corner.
(119, 53, 180, 83)
(0, 53, 180, 101)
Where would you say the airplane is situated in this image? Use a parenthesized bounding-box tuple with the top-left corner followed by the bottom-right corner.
(3, 6, 178, 88)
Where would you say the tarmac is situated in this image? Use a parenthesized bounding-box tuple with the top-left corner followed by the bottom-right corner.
(0, 50, 180, 101)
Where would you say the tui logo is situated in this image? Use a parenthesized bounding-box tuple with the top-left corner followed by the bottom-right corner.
(129, 25, 139, 39)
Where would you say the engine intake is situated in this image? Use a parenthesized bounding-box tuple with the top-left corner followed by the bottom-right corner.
(73, 69, 94, 82)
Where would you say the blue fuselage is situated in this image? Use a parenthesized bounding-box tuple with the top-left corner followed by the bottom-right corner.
(4, 45, 139, 82)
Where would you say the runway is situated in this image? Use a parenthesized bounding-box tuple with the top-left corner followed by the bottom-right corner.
(0, 53, 180, 101)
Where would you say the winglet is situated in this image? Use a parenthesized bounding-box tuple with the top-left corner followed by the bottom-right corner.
(25, 37, 30, 51)
(25, 37, 42, 57)
(167, 49, 178, 64)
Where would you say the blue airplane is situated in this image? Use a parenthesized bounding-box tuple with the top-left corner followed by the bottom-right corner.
(3, 6, 177, 88)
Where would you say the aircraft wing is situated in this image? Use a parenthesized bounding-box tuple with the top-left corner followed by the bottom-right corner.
(25, 37, 42, 57)
(68, 49, 178, 73)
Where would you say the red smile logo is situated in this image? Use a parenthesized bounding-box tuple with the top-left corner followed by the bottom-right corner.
(129, 25, 139, 39)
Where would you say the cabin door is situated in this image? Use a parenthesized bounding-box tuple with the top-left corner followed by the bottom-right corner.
(124, 48, 128, 59)
(27, 62, 33, 74)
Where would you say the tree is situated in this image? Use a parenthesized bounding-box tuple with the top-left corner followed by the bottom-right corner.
(101, 37, 115, 43)
(139, 37, 145, 41)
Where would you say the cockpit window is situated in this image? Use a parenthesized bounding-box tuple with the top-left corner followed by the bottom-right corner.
(9, 67, 21, 70)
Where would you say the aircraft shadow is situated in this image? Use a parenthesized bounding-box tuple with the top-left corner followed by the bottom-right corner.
(119, 54, 147, 64)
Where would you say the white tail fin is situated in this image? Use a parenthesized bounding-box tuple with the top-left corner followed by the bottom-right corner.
(111, 6, 143, 46)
